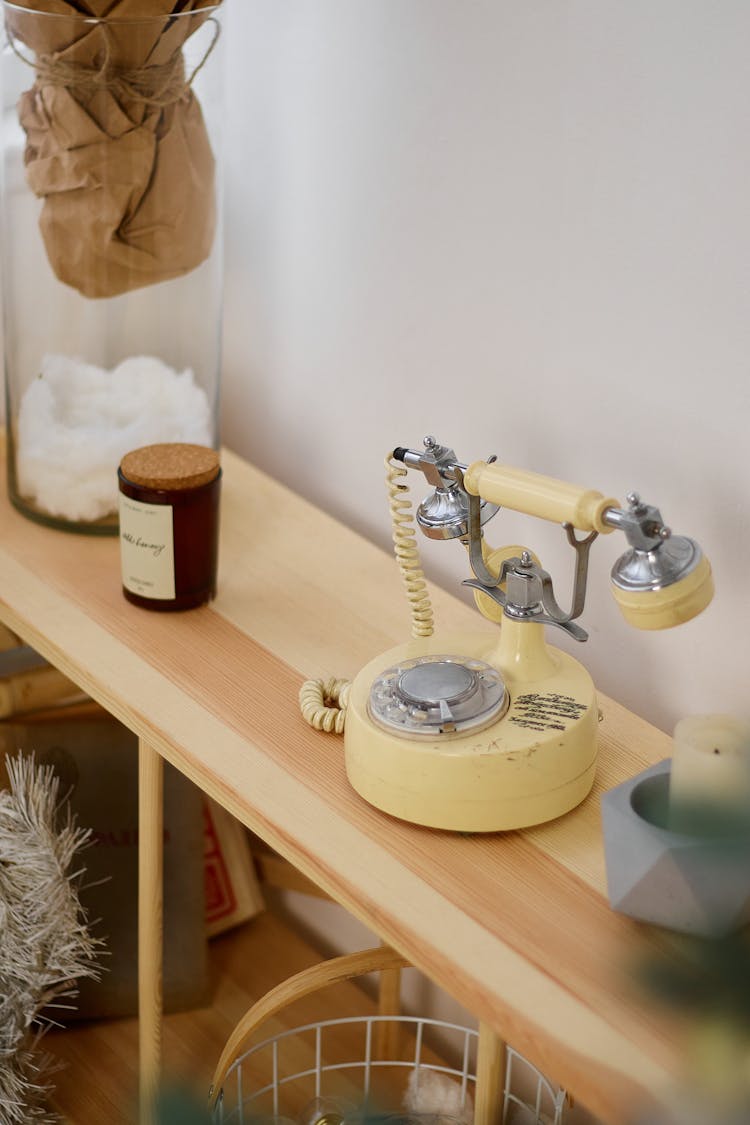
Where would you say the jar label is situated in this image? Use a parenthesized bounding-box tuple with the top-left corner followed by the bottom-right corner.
(119, 495, 176, 600)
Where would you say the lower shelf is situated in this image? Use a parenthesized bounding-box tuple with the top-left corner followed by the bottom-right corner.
(46, 908, 384, 1124)
(44, 905, 570, 1125)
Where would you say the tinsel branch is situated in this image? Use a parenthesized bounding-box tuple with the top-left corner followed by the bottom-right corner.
(0, 753, 103, 1123)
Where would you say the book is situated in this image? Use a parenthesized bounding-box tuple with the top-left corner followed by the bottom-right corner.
(204, 797, 265, 938)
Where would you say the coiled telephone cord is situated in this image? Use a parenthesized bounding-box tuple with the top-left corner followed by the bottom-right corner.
(385, 451, 435, 639)
(299, 677, 350, 734)
(299, 452, 434, 734)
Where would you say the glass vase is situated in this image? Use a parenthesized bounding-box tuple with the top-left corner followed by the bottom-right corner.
(1, 1, 225, 534)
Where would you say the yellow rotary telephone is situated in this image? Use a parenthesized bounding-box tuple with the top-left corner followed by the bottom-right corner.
(306, 436, 713, 833)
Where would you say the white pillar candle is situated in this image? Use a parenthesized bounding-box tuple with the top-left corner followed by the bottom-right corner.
(669, 714, 750, 832)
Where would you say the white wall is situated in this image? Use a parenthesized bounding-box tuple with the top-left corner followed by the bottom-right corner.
(220, 3, 747, 1115)
(222, 0, 750, 735)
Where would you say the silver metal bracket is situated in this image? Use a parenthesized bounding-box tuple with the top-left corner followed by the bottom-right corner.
(462, 522, 598, 643)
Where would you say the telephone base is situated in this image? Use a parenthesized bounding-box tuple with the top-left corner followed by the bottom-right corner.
(344, 631, 598, 832)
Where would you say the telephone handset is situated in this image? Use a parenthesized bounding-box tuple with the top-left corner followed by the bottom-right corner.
(342, 436, 713, 832)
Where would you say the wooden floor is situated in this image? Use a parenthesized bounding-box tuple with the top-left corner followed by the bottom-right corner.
(46, 909, 405, 1124)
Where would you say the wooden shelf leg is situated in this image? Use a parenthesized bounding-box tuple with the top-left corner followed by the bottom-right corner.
(474, 1023, 506, 1125)
(139, 739, 164, 1124)
(374, 941, 402, 1061)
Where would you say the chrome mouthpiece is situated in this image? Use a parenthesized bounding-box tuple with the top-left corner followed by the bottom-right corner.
(611, 535, 704, 593)
(417, 485, 472, 540)
(394, 436, 498, 540)
(605, 493, 713, 629)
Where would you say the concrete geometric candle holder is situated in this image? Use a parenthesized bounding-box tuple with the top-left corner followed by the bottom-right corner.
(601, 759, 750, 937)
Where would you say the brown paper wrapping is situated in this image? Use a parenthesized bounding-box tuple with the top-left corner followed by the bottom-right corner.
(5, 0, 222, 299)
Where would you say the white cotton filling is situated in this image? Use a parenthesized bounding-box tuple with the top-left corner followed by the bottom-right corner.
(404, 1068, 557, 1125)
(403, 1067, 475, 1125)
(16, 354, 213, 522)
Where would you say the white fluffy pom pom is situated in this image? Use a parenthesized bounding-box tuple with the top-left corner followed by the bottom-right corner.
(403, 1068, 474, 1125)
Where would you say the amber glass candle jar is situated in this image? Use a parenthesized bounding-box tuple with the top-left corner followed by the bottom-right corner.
(118, 444, 221, 611)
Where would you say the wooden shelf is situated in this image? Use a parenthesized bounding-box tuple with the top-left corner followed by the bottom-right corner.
(0, 445, 684, 1124)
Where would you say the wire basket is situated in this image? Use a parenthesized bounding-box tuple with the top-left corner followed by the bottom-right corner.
(209, 947, 567, 1125)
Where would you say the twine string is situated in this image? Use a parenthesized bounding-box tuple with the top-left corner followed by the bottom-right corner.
(6, 15, 220, 108)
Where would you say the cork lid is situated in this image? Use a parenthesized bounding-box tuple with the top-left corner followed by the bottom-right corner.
(119, 444, 220, 491)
